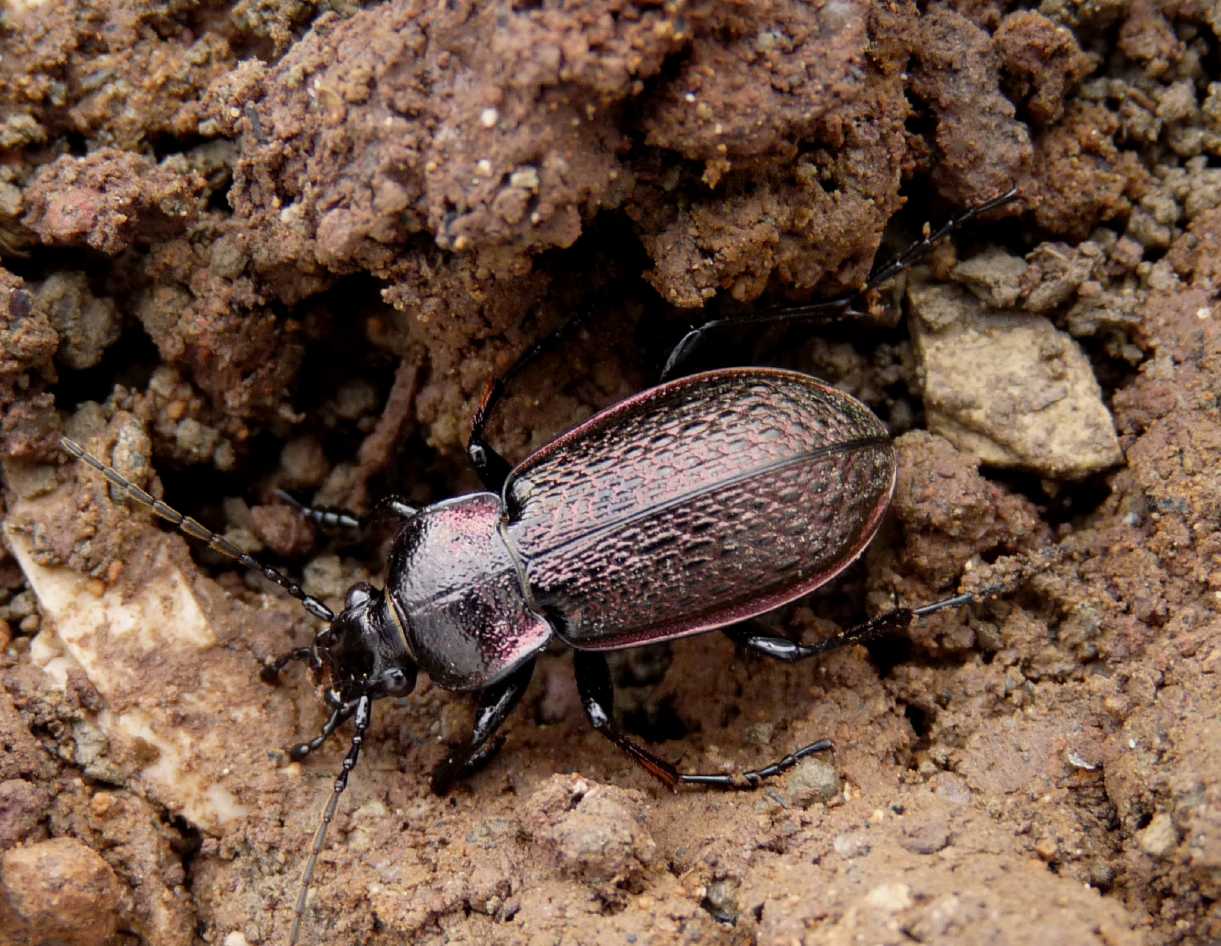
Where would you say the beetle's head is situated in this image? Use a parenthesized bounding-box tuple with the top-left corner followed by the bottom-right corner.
(314, 582, 416, 705)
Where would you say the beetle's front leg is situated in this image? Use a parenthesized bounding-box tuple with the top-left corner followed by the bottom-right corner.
(431, 659, 536, 795)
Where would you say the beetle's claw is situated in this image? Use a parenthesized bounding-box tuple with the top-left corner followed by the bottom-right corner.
(430, 757, 460, 796)
(288, 742, 312, 762)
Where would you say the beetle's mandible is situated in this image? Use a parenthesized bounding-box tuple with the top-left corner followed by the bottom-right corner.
(60, 188, 1019, 944)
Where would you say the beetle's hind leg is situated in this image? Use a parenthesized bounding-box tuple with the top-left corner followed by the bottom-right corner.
(573, 651, 832, 791)
(660, 188, 1020, 381)
(723, 610, 915, 662)
(431, 659, 536, 795)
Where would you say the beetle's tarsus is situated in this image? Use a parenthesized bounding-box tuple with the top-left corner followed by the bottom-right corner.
(286, 703, 355, 764)
(275, 490, 363, 531)
(277, 490, 419, 535)
(678, 738, 835, 789)
(261, 647, 315, 686)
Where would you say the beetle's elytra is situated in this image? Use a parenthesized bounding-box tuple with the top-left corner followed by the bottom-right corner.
(60, 188, 1019, 944)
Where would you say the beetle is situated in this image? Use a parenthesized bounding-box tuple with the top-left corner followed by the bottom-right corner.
(60, 188, 1018, 943)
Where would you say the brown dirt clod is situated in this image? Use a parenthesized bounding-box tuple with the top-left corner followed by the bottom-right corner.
(0, 836, 125, 946)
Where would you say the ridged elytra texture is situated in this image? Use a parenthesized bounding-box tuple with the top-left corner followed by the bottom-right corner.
(505, 368, 896, 649)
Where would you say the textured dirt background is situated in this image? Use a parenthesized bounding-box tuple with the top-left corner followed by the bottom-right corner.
(0, 1, 1218, 945)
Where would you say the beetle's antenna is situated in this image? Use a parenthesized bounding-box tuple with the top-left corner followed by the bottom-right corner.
(60, 437, 335, 623)
(288, 694, 372, 946)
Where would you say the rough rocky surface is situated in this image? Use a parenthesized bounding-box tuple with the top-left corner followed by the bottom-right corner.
(908, 274, 1124, 478)
(1, 3, 1218, 946)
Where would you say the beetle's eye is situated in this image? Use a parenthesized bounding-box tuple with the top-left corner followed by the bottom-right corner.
(345, 582, 374, 610)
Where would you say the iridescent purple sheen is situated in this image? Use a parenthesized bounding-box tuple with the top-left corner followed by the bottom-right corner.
(386, 494, 550, 691)
(505, 368, 894, 649)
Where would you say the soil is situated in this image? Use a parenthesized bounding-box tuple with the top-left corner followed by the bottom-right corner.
(1, 2, 1218, 946)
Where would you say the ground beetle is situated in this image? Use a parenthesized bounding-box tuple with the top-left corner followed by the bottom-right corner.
(61, 188, 1018, 943)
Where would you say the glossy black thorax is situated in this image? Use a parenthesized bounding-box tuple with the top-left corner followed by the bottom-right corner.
(385, 493, 553, 691)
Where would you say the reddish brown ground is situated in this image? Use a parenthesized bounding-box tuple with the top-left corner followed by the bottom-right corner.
(0, 2, 1217, 946)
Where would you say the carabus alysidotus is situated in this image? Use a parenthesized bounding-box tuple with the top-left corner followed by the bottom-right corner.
(61, 188, 1018, 943)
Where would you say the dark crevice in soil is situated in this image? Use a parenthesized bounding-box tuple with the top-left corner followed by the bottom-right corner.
(148, 132, 219, 163)
(903, 702, 934, 749)
(621, 694, 689, 744)
(1074, 334, 1146, 400)
(3, 244, 116, 284)
(52, 327, 161, 410)
(984, 468, 1111, 527)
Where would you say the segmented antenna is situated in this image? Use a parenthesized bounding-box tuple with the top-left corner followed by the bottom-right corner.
(60, 436, 335, 623)
(289, 694, 372, 946)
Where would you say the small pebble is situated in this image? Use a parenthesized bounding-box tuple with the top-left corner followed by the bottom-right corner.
(833, 830, 871, 858)
(1137, 813, 1178, 858)
(701, 878, 740, 924)
(864, 881, 913, 913)
(1034, 836, 1059, 861)
(0, 780, 49, 848)
(787, 758, 841, 807)
(522, 775, 656, 885)
(899, 818, 951, 855)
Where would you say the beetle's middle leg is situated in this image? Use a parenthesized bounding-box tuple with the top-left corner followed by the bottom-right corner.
(431, 659, 537, 795)
(723, 590, 983, 663)
(468, 313, 595, 492)
(574, 651, 833, 791)
(276, 490, 418, 535)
